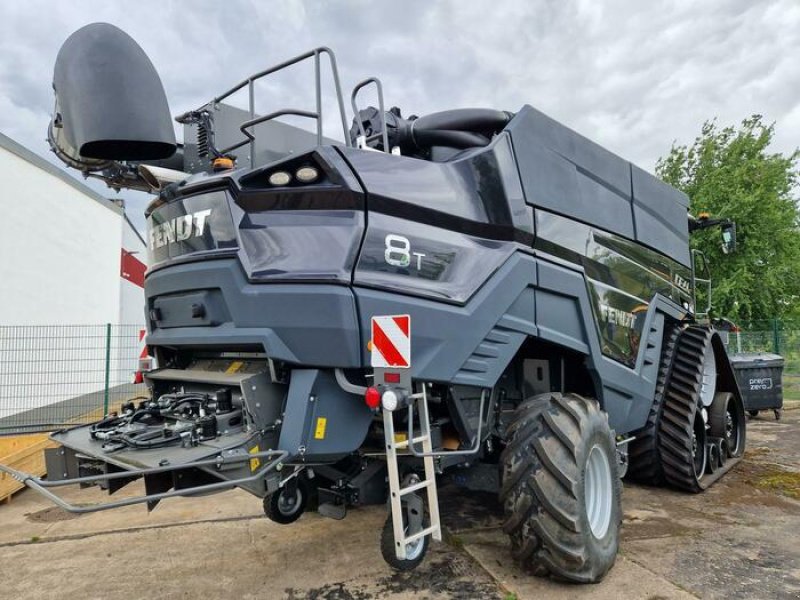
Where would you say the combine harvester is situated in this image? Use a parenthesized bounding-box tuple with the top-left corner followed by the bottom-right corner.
(1, 23, 745, 582)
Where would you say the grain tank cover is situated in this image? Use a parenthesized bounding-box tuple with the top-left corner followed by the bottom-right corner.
(52, 22, 176, 162)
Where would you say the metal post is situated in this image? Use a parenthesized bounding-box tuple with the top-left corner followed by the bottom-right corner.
(103, 323, 111, 416)
(773, 319, 781, 355)
(248, 80, 255, 168)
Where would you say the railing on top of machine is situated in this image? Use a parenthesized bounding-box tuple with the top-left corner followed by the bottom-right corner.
(350, 77, 389, 152)
(176, 47, 352, 168)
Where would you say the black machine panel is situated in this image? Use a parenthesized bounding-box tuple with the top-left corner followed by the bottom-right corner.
(505, 105, 691, 266)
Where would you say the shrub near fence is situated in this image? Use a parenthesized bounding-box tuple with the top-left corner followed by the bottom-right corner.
(0, 324, 147, 434)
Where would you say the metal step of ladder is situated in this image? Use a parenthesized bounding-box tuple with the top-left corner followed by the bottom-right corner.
(382, 386, 442, 560)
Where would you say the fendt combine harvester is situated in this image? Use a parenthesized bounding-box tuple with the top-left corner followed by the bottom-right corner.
(1, 24, 746, 582)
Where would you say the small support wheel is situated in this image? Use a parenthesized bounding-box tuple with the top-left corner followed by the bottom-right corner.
(380, 513, 429, 572)
(774, 409, 782, 421)
(709, 392, 745, 459)
(748, 410, 759, 418)
(264, 477, 308, 524)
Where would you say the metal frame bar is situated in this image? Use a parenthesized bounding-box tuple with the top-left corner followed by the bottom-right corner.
(0, 449, 287, 514)
(207, 47, 350, 164)
(350, 77, 389, 152)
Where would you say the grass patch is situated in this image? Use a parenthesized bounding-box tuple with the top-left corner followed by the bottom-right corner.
(784, 374, 800, 402)
(751, 467, 800, 500)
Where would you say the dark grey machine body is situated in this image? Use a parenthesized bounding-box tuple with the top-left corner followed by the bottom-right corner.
(137, 104, 695, 463)
(1, 25, 746, 582)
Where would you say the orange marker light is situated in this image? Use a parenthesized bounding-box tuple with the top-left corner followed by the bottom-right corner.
(213, 157, 235, 171)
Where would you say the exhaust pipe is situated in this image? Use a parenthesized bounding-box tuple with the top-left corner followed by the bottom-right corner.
(138, 165, 190, 192)
(50, 23, 176, 166)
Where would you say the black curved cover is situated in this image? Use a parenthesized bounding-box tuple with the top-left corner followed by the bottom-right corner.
(53, 22, 176, 161)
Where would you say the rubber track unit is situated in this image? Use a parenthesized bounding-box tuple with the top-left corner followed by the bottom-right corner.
(626, 325, 680, 484)
(657, 325, 741, 492)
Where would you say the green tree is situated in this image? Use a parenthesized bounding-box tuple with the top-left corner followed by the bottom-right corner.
(656, 116, 800, 322)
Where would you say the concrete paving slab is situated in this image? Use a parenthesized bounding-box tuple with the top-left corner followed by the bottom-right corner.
(460, 528, 697, 599)
(0, 405, 798, 599)
(0, 508, 502, 600)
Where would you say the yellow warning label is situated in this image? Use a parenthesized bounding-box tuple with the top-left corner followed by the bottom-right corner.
(314, 417, 327, 440)
(249, 446, 261, 472)
(394, 432, 408, 443)
(226, 361, 244, 374)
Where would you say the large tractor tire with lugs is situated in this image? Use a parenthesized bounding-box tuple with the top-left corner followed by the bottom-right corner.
(626, 326, 680, 485)
(500, 393, 622, 583)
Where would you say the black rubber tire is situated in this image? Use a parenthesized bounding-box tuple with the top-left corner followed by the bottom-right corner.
(500, 393, 622, 583)
(380, 513, 430, 571)
(658, 326, 712, 493)
(263, 478, 308, 525)
(749, 410, 759, 418)
(709, 392, 745, 458)
(775, 409, 782, 421)
(627, 326, 680, 485)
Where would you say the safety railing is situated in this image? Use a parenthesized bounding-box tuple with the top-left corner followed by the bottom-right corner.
(177, 47, 351, 167)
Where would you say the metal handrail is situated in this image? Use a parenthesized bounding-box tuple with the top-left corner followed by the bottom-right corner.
(180, 47, 350, 167)
(0, 449, 287, 514)
(350, 77, 389, 152)
(407, 388, 487, 458)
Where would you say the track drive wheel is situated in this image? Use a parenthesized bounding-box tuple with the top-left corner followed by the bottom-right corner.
(709, 392, 745, 458)
(500, 393, 621, 583)
(264, 477, 309, 524)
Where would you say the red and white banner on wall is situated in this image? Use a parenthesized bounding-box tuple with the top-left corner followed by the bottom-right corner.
(370, 315, 411, 369)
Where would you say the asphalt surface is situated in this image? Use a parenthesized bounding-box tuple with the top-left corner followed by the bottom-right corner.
(0, 408, 798, 599)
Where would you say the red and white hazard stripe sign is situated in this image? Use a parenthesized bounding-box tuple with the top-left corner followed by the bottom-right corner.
(138, 329, 148, 360)
(371, 315, 411, 368)
(133, 329, 150, 384)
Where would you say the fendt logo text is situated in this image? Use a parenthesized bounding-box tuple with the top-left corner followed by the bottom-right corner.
(149, 209, 212, 250)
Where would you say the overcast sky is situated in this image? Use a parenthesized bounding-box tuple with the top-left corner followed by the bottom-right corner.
(1, 0, 798, 234)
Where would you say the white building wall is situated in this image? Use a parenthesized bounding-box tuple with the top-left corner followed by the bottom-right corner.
(0, 145, 122, 325)
(119, 217, 147, 326)
(0, 135, 143, 420)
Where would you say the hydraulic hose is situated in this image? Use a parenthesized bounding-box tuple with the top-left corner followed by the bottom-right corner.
(411, 108, 512, 134)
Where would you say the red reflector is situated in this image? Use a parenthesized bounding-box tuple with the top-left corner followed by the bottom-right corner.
(384, 372, 401, 384)
(365, 386, 381, 409)
(133, 371, 144, 384)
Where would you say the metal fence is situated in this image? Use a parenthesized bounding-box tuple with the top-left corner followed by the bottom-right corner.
(0, 325, 147, 435)
(721, 320, 800, 375)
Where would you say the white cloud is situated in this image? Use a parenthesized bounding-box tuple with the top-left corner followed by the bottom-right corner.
(0, 0, 797, 233)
